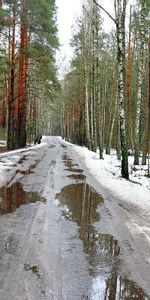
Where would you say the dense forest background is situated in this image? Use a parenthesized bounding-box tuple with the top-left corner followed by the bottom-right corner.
(0, 0, 150, 179)
(0, 0, 59, 149)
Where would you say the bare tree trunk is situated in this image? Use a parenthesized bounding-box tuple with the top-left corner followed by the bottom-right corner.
(1, 79, 7, 128)
(127, 5, 134, 150)
(83, 9, 90, 149)
(94, 0, 129, 178)
(85, 66, 90, 146)
(95, 13, 103, 159)
(18, 0, 27, 148)
(147, 28, 150, 176)
(134, 1, 145, 165)
(7, 4, 17, 149)
(108, 89, 118, 154)
(116, 0, 129, 179)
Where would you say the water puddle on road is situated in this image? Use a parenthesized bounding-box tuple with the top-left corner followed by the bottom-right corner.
(67, 173, 86, 181)
(63, 154, 84, 173)
(56, 154, 149, 299)
(0, 182, 46, 215)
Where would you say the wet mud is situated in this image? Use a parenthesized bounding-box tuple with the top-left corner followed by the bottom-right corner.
(63, 153, 84, 173)
(24, 263, 39, 273)
(67, 173, 86, 181)
(0, 182, 46, 215)
(56, 154, 149, 299)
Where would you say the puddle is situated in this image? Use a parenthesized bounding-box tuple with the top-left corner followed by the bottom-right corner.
(57, 183, 102, 224)
(63, 154, 72, 161)
(56, 182, 148, 299)
(15, 166, 35, 176)
(18, 158, 40, 171)
(63, 154, 84, 174)
(65, 168, 84, 173)
(24, 263, 39, 273)
(0, 182, 46, 215)
(67, 174, 86, 181)
(18, 156, 27, 164)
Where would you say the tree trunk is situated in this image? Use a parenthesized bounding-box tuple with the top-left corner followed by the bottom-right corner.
(7, 5, 17, 150)
(134, 1, 145, 165)
(127, 5, 134, 150)
(85, 59, 90, 147)
(83, 10, 90, 149)
(1, 79, 7, 128)
(18, 0, 29, 148)
(95, 5, 103, 159)
(107, 88, 118, 155)
(116, 0, 129, 179)
(147, 28, 150, 175)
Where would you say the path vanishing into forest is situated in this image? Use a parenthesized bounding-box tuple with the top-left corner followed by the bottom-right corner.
(0, 137, 150, 300)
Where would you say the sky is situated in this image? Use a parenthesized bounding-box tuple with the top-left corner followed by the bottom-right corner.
(56, 0, 114, 71)
(55, 0, 135, 75)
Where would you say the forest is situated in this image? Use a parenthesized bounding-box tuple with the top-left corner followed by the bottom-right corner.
(0, 0, 150, 180)
(0, 0, 59, 148)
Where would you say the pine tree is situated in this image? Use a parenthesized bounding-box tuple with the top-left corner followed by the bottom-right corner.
(3, 0, 59, 149)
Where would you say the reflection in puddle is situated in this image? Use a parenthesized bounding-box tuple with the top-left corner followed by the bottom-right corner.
(0, 182, 46, 215)
(57, 183, 102, 224)
(56, 182, 148, 299)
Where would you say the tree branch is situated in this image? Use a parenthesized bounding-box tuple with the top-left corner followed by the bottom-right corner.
(82, 5, 92, 20)
(93, 0, 117, 25)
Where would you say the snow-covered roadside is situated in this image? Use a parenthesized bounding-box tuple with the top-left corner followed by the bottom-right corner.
(60, 138, 150, 213)
(58, 137, 150, 258)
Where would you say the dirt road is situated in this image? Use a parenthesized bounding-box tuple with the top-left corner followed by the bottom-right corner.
(0, 137, 149, 299)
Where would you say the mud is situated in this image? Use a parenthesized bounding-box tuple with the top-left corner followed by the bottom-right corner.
(67, 173, 86, 181)
(63, 153, 84, 173)
(24, 263, 39, 273)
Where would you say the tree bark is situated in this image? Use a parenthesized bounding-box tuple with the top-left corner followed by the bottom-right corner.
(18, 0, 29, 148)
(134, 1, 145, 165)
(147, 27, 150, 175)
(127, 5, 134, 150)
(93, 0, 129, 177)
(7, 5, 17, 150)
(116, 0, 129, 179)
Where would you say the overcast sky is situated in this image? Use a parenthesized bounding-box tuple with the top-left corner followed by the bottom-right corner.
(56, 0, 135, 75)
(56, 0, 114, 58)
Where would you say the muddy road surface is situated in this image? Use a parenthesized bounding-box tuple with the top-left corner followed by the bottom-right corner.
(0, 137, 149, 300)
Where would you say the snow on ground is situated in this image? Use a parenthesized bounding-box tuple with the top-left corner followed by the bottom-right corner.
(0, 135, 149, 219)
(58, 137, 150, 248)
(60, 137, 150, 214)
(0, 136, 150, 261)
(0, 140, 47, 188)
